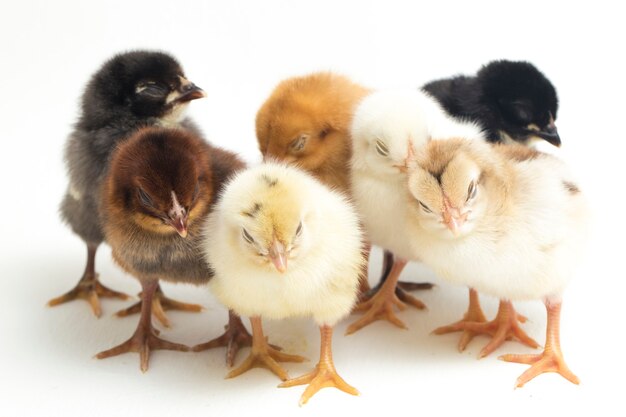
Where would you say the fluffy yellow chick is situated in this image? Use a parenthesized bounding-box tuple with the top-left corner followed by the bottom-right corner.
(405, 139, 589, 387)
(202, 163, 364, 405)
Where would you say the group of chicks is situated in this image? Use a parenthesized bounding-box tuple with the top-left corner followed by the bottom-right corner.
(50, 50, 589, 405)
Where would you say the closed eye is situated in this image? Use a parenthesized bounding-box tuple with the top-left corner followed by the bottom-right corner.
(242, 228, 255, 244)
(466, 181, 477, 202)
(417, 200, 432, 213)
(375, 140, 389, 156)
(137, 188, 154, 207)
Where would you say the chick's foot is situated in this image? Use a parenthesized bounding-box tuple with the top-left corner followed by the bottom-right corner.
(115, 283, 202, 328)
(432, 288, 488, 351)
(227, 316, 306, 381)
(500, 300, 579, 387)
(96, 279, 189, 372)
(48, 245, 129, 317)
(193, 310, 252, 367)
(443, 299, 539, 358)
(381, 250, 434, 294)
(347, 258, 425, 335)
(280, 325, 358, 406)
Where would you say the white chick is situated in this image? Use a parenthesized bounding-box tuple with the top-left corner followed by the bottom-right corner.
(203, 162, 364, 405)
(348, 89, 484, 334)
(405, 138, 588, 387)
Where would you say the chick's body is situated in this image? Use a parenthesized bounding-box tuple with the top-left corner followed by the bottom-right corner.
(206, 163, 362, 325)
(97, 126, 248, 371)
(406, 139, 588, 386)
(410, 144, 585, 300)
(204, 163, 364, 404)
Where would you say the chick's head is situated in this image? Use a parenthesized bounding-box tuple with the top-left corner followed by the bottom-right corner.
(406, 139, 504, 238)
(220, 165, 319, 273)
(256, 72, 367, 173)
(479, 60, 560, 147)
(106, 127, 212, 237)
(351, 90, 431, 179)
(82, 50, 205, 128)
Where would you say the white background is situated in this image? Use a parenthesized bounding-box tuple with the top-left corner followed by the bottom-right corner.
(1, 0, 624, 415)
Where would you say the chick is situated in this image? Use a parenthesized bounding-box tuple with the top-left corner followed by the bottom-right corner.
(203, 163, 364, 405)
(423, 60, 561, 146)
(51, 50, 206, 321)
(256, 71, 370, 191)
(96, 126, 249, 371)
(348, 89, 484, 334)
(405, 138, 588, 386)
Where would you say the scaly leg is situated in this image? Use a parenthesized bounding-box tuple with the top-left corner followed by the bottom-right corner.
(432, 288, 488, 351)
(500, 300, 579, 387)
(192, 310, 253, 367)
(346, 258, 426, 335)
(96, 279, 189, 372)
(115, 283, 203, 328)
(280, 325, 358, 406)
(227, 316, 307, 381)
(48, 244, 129, 317)
(382, 250, 434, 293)
(442, 299, 539, 358)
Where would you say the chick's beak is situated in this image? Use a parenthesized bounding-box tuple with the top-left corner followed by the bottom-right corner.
(536, 114, 560, 147)
(268, 238, 288, 273)
(169, 215, 188, 238)
(174, 77, 206, 104)
(442, 199, 467, 237)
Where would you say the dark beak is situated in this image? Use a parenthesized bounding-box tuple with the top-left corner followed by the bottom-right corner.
(536, 123, 561, 147)
(175, 82, 206, 103)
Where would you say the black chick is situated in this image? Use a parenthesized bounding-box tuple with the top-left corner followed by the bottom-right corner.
(423, 60, 561, 147)
(50, 50, 206, 319)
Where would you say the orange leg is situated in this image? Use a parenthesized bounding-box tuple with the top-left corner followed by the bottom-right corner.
(280, 325, 358, 406)
(96, 279, 189, 372)
(115, 283, 202, 328)
(442, 299, 539, 358)
(346, 258, 426, 335)
(192, 310, 252, 367)
(48, 244, 130, 317)
(500, 300, 579, 388)
(433, 288, 488, 351)
(226, 316, 307, 381)
(382, 250, 434, 293)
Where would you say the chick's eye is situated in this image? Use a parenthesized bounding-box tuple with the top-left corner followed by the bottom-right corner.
(242, 228, 255, 244)
(136, 82, 168, 97)
(192, 183, 200, 202)
(375, 140, 389, 156)
(290, 135, 308, 152)
(295, 221, 303, 237)
(467, 181, 477, 202)
(417, 200, 432, 213)
(137, 188, 154, 207)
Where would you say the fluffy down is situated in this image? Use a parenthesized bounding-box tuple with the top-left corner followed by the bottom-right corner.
(203, 163, 364, 326)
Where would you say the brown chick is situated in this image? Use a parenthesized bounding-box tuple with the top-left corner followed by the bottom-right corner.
(96, 126, 249, 371)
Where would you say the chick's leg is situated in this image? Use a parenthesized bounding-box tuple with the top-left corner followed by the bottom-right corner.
(115, 283, 203, 328)
(500, 300, 579, 387)
(96, 279, 189, 372)
(227, 316, 306, 381)
(442, 299, 539, 358)
(432, 288, 488, 351)
(279, 325, 358, 406)
(346, 257, 426, 335)
(192, 310, 252, 367)
(48, 244, 129, 317)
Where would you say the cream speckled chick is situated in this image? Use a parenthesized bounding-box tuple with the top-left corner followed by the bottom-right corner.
(348, 89, 484, 334)
(405, 138, 589, 387)
(203, 162, 364, 406)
